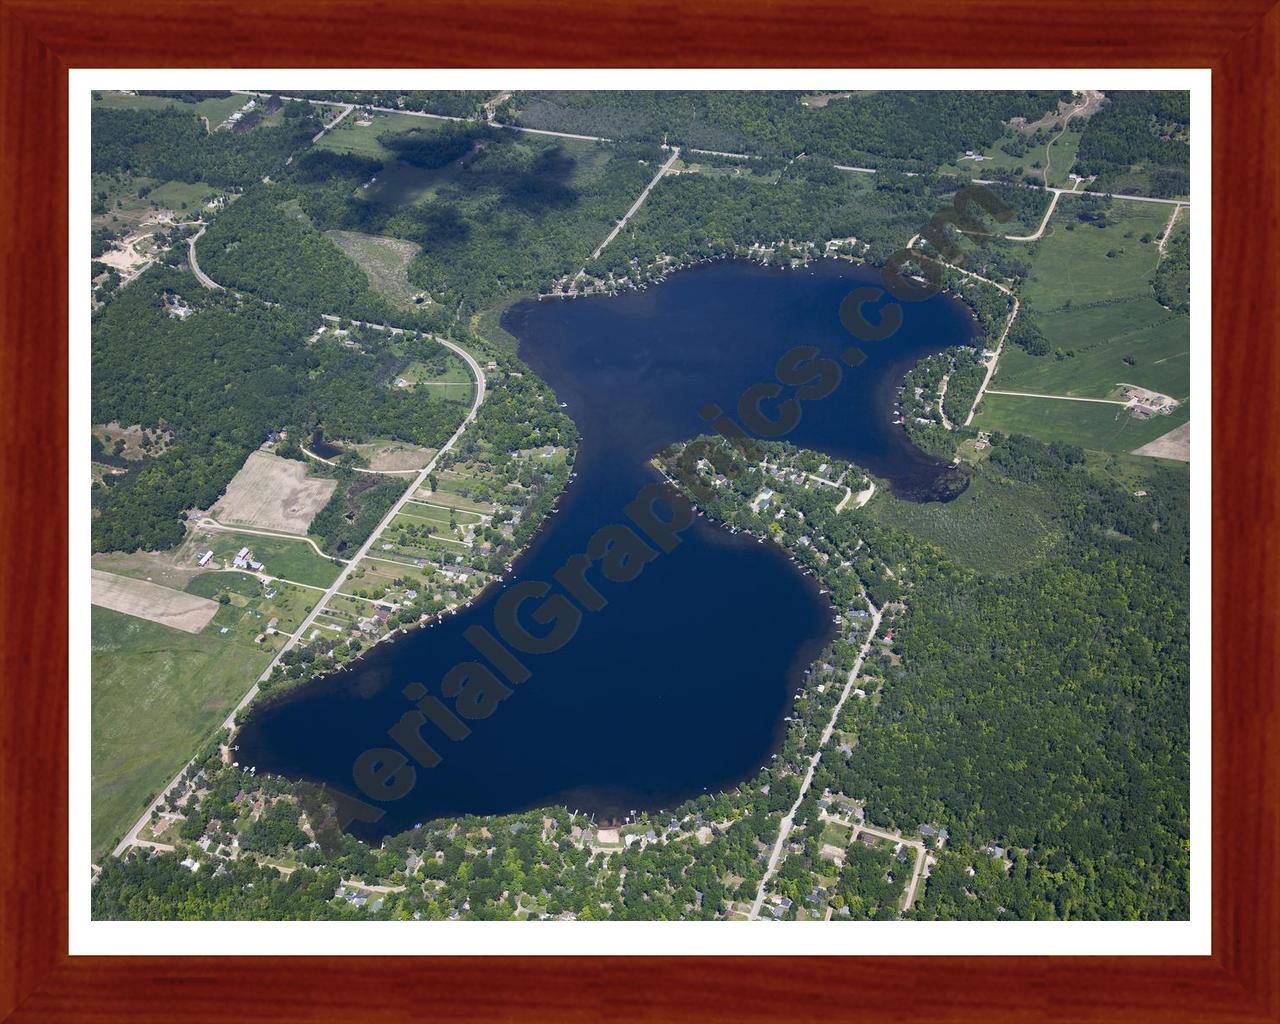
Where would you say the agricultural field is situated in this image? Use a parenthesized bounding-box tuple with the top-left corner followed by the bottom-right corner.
(976, 393, 1190, 452)
(1129, 421, 1191, 462)
(91, 606, 271, 857)
(993, 305, 1189, 400)
(90, 569, 220, 633)
(325, 229, 423, 307)
(974, 195, 1191, 449)
(859, 465, 1064, 574)
(210, 451, 339, 534)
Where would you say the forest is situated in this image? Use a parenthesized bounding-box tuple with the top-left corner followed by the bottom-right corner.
(91, 103, 318, 188)
(1075, 91, 1190, 197)
(834, 437, 1189, 919)
(91, 270, 468, 552)
(197, 185, 421, 327)
(607, 161, 970, 276)
(501, 90, 1070, 170)
(1152, 224, 1191, 313)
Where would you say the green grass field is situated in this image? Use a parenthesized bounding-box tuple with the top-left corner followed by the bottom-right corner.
(398, 355, 472, 388)
(983, 195, 1191, 446)
(314, 110, 447, 159)
(92, 91, 246, 127)
(859, 466, 1064, 574)
(185, 570, 317, 638)
(994, 300, 1189, 400)
(91, 607, 271, 858)
(974, 393, 1190, 452)
(148, 180, 224, 212)
(202, 531, 343, 588)
(1022, 200, 1171, 308)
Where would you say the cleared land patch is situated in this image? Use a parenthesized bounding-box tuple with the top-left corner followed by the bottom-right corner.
(1132, 420, 1191, 462)
(211, 451, 338, 534)
(91, 569, 219, 633)
(325, 230, 423, 307)
(347, 439, 438, 472)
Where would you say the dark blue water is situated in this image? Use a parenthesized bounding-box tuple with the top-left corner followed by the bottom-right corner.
(235, 260, 974, 842)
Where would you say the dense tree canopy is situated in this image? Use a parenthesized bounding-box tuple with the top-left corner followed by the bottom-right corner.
(503, 90, 1070, 170)
(91, 104, 318, 188)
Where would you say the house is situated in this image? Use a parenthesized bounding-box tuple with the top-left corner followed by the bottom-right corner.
(180, 858, 200, 872)
(750, 488, 775, 513)
(263, 587, 277, 599)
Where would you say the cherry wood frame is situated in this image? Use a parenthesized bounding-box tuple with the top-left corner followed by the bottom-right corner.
(3, 1, 1276, 1019)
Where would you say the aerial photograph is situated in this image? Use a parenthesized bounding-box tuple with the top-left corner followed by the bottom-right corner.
(88, 87, 1191, 923)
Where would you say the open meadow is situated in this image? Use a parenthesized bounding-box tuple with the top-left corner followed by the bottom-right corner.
(859, 466, 1064, 574)
(91, 607, 271, 857)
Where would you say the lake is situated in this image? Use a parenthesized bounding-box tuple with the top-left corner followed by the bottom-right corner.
(235, 259, 975, 842)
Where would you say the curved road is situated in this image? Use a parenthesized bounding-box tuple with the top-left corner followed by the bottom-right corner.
(114, 237, 488, 859)
(186, 225, 222, 290)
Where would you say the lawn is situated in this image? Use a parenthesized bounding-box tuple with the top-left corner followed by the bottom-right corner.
(148, 180, 224, 213)
(91, 607, 271, 858)
(314, 110, 448, 160)
(398, 355, 472, 388)
(974, 392, 1191, 452)
(860, 465, 1064, 574)
(198, 530, 343, 588)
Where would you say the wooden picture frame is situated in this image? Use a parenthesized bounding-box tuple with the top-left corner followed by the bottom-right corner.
(2, 1, 1275, 1019)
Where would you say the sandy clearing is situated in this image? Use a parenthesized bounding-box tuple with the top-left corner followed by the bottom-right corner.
(1132, 420, 1191, 461)
(355, 442, 438, 473)
(212, 451, 338, 534)
(91, 570, 219, 633)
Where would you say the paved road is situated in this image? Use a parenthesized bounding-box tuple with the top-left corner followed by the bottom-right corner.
(749, 600, 884, 920)
(186, 225, 221, 290)
(222, 334, 486, 729)
(234, 90, 609, 142)
(112, 272, 488, 858)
